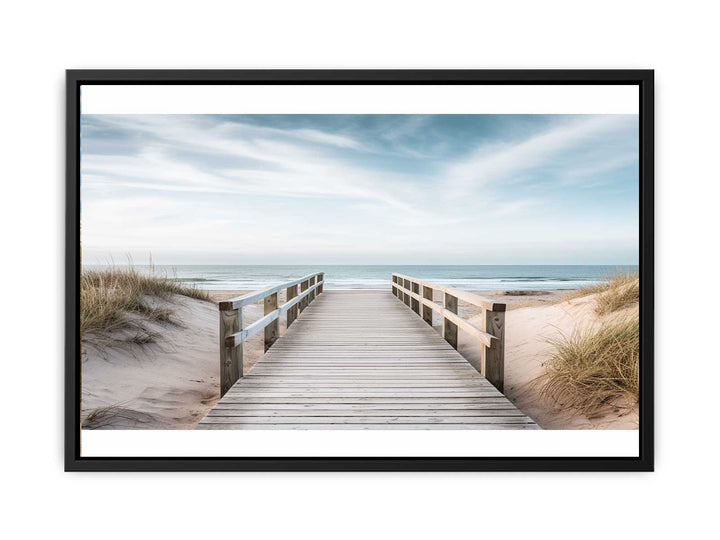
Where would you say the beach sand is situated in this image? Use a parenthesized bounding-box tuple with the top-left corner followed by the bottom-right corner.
(81, 287, 637, 430)
(470, 288, 570, 310)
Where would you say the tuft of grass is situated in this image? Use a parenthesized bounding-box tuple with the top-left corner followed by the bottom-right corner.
(540, 315, 639, 416)
(83, 404, 154, 429)
(564, 272, 639, 315)
(124, 329, 162, 345)
(594, 274, 639, 316)
(81, 265, 209, 337)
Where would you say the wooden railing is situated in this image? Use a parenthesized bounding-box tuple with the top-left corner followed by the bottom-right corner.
(218, 272, 324, 396)
(391, 273, 506, 392)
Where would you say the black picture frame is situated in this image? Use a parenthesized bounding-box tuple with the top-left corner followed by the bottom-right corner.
(66, 69, 654, 472)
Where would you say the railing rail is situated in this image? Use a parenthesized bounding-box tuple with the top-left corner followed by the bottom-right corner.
(218, 272, 324, 396)
(391, 273, 506, 392)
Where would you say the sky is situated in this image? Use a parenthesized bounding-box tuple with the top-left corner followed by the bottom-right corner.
(80, 114, 639, 265)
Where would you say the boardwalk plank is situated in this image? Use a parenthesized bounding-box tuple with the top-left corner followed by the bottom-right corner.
(198, 424, 540, 430)
(205, 410, 528, 417)
(198, 290, 537, 430)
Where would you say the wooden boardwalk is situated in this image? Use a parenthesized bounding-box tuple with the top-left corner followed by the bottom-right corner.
(198, 290, 537, 429)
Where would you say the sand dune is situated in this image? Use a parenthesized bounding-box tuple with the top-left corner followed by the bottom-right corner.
(81, 292, 276, 429)
(457, 292, 639, 429)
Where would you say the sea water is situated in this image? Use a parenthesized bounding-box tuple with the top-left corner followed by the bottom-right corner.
(94, 265, 638, 291)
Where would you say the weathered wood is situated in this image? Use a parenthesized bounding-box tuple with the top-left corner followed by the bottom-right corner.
(219, 272, 322, 310)
(393, 273, 505, 312)
(211, 402, 514, 410)
(201, 416, 535, 424)
(226, 309, 280, 347)
(202, 290, 535, 430)
(300, 279, 309, 311)
(213, 396, 512, 404)
(198, 423, 539, 430)
(422, 285, 433, 325)
(219, 308, 242, 396)
(483, 309, 505, 392)
(219, 273, 323, 395)
(308, 275, 316, 303)
(393, 280, 495, 347)
(264, 292, 279, 352)
(220, 390, 501, 397)
(224, 283, 324, 347)
(208, 409, 526, 417)
(286, 284, 298, 327)
(411, 281, 420, 315)
(442, 292, 458, 349)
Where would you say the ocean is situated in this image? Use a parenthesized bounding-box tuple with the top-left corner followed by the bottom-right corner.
(103, 265, 638, 291)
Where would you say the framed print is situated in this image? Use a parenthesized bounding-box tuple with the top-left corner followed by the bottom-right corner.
(66, 69, 653, 471)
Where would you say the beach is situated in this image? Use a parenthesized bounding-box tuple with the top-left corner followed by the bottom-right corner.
(81, 279, 637, 430)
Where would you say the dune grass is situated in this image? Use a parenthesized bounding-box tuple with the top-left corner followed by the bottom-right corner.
(565, 272, 639, 315)
(541, 315, 639, 416)
(540, 272, 640, 416)
(83, 404, 154, 429)
(81, 265, 209, 339)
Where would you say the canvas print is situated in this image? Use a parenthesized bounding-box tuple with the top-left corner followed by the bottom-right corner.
(80, 110, 640, 434)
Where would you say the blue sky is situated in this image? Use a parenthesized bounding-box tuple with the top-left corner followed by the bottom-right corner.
(80, 114, 639, 265)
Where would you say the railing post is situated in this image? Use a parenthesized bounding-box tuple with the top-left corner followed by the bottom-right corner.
(391, 275, 397, 297)
(300, 279, 309, 312)
(411, 281, 420, 315)
(308, 275, 316, 303)
(264, 292, 279, 352)
(422, 285, 433, 325)
(286, 284, 298, 327)
(403, 279, 411, 307)
(442, 292, 458, 349)
(317, 273, 324, 294)
(219, 306, 242, 396)
(483, 307, 506, 392)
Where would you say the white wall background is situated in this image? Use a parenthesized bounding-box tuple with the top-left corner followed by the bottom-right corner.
(1, 1, 716, 538)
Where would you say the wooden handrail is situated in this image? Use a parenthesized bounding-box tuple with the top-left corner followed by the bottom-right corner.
(219, 272, 324, 396)
(396, 287, 496, 347)
(391, 273, 506, 392)
(223, 280, 322, 347)
(392, 272, 505, 312)
(219, 272, 323, 310)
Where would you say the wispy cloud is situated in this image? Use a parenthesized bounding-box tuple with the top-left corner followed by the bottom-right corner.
(80, 114, 639, 264)
(443, 115, 637, 190)
(83, 115, 435, 219)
